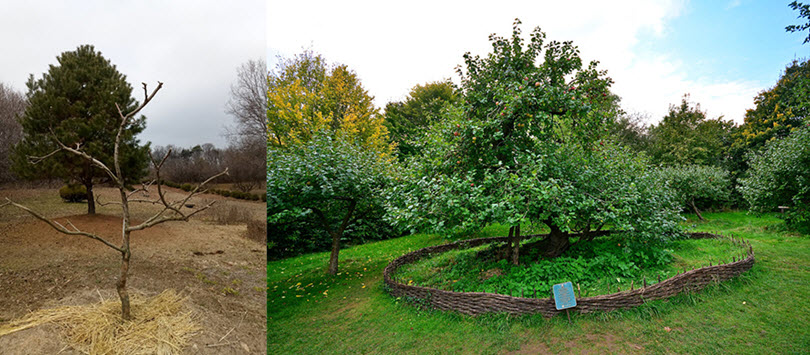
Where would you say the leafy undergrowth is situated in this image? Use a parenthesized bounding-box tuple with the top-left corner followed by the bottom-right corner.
(268, 212, 810, 354)
(395, 234, 744, 298)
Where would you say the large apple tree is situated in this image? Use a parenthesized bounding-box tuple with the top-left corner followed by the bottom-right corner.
(389, 19, 682, 262)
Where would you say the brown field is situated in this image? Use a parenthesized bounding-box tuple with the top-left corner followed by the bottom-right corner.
(0, 184, 266, 354)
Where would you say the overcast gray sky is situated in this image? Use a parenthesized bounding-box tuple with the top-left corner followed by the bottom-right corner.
(1, 0, 265, 148)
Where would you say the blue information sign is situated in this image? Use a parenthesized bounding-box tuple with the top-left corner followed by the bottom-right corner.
(553, 282, 577, 310)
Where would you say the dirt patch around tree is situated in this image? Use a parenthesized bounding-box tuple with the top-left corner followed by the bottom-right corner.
(0, 185, 266, 354)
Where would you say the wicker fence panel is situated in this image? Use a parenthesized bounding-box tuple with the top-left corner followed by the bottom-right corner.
(384, 233, 755, 317)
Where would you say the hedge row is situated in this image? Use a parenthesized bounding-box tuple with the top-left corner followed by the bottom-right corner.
(156, 180, 266, 202)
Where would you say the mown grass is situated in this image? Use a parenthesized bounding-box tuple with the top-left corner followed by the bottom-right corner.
(268, 212, 810, 354)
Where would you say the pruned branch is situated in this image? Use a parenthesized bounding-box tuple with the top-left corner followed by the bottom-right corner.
(28, 147, 62, 165)
(113, 82, 163, 182)
(2, 198, 124, 253)
(97, 194, 161, 206)
(46, 131, 119, 184)
(128, 168, 228, 232)
(126, 179, 155, 199)
(127, 199, 217, 231)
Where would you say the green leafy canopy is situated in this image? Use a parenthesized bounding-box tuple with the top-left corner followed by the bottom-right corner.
(388, 19, 682, 244)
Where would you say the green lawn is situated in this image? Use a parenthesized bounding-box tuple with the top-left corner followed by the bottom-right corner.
(268, 212, 810, 354)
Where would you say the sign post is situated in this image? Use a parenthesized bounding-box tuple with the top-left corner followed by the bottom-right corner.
(552, 281, 577, 324)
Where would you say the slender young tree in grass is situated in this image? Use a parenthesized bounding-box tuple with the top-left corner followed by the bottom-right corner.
(1, 82, 227, 320)
(266, 50, 398, 265)
(267, 133, 392, 274)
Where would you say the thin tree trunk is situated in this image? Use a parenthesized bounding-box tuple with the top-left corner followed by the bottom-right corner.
(328, 231, 340, 275)
(505, 226, 514, 262)
(690, 198, 704, 221)
(116, 248, 132, 320)
(85, 182, 96, 215)
(326, 199, 357, 275)
(511, 224, 520, 266)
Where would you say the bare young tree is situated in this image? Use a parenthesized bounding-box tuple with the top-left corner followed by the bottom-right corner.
(1, 82, 227, 320)
(225, 58, 268, 144)
(0, 83, 27, 183)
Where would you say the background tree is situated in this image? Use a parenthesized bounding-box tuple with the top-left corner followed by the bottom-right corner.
(384, 81, 459, 158)
(267, 50, 392, 155)
(726, 59, 810, 202)
(267, 51, 399, 262)
(267, 133, 393, 274)
(266, 50, 327, 147)
(2, 82, 227, 320)
(390, 19, 681, 262)
(607, 112, 650, 153)
(226, 58, 269, 144)
(741, 127, 810, 233)
(224, 59, 268, 191)
(787, 1, 810, 44)
(654, 165, 731, 221)
(647, 95, 734, 167)
(223, 143, 266, 192)
(12, 45, 150, 214)
(0, 83, 26, 183)
(734, 59, 810, 148)
(730, 59, 810, 155)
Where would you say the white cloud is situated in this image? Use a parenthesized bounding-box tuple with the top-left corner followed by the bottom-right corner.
(268, 0, 761, 126)
(726, 0, 742, 10)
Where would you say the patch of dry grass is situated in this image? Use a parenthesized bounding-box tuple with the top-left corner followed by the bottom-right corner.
(0, 290, 199, 354)
(244, 220, 266, 243)
(206, 204, 252, 225)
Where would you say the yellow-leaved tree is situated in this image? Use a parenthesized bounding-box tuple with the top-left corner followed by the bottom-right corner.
(267, 50, 392, 156)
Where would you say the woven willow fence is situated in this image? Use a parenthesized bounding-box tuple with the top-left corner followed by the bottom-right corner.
(383, 232, 755, 317)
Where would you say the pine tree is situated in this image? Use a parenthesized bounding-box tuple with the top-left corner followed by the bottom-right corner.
(13, 45, 150, 214)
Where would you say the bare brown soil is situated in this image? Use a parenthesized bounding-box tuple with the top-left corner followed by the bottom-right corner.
(0, 185, 266, 354)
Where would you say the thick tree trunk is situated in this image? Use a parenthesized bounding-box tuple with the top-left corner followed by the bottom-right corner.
(690, 198, 704, 221)
(328, 231, 340, 275)
(85, 182, 96, 215)
(543, 222, 570, 258)
(511, 224, 520, 265)
(116, 249, 132, 320)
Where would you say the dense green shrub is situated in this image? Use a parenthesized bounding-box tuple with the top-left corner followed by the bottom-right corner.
(741, 127, 810, 233)
(59, 183, 88, 203)
(653, 164, 732, 220)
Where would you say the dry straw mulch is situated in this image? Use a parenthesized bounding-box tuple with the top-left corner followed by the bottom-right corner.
(0, 289, 198, 354)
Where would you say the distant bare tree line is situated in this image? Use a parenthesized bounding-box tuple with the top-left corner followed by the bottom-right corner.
(150, 143, 264, 191)
(0, 83, 26, 183)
